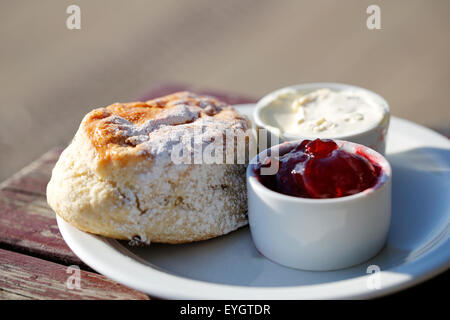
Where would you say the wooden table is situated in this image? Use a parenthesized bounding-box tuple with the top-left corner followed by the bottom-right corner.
(0, 86, 254, 300)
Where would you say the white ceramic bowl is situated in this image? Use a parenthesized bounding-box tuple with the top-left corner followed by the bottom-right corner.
(246, 139, 392, 271)
(254, 82, 390, 155)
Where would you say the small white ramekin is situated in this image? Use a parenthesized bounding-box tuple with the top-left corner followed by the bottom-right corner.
(246, 139, 392, 271)
(254, 82, 390, 155)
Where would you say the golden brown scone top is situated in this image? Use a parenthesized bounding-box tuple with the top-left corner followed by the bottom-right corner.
(81, 92, 249, 166)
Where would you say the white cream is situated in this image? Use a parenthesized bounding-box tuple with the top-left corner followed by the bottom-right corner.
(260, 88, 386, 138)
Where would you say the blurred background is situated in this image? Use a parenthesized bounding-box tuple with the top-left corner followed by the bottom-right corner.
(0, 0, 449, 181)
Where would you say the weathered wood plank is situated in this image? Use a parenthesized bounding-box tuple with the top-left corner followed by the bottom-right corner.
(0, 248, 149, 300)
(0, 289, 31, 300)
(0, 148, 83, 266)
(0, 146, 63, 195)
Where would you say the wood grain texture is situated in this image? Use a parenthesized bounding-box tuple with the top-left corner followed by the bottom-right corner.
(0, 248, 149, 300)
(0, 147, 84, 266)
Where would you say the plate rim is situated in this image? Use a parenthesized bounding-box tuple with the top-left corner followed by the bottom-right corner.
(56, 109, 450, 299)
(57, 215, 450, 299)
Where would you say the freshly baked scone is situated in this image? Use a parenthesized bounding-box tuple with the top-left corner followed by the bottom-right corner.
(47, 92, 252, 244)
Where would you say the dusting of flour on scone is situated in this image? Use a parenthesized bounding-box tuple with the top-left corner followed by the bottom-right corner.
(47, 92, 252, 244)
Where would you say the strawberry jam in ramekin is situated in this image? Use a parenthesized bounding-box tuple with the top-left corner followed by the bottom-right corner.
(253, 138, 382, 199)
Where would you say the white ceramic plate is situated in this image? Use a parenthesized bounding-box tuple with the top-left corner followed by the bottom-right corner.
(57, 104, 450, 299)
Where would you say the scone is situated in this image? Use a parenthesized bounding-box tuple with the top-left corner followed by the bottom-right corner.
(47, 92, 252, 244)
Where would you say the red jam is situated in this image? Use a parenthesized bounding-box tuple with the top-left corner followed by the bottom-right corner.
(254, 139, 382, 199)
